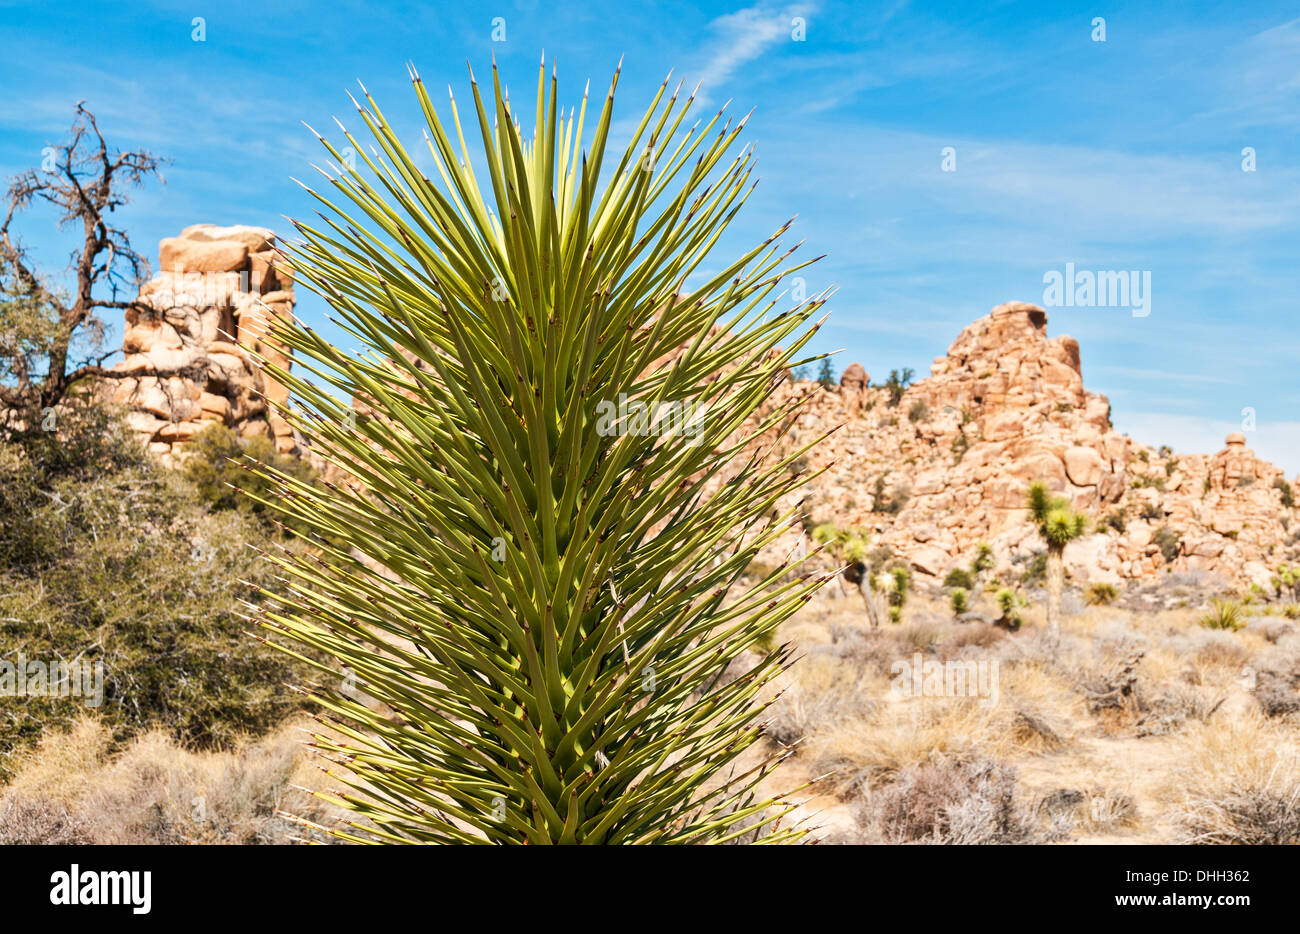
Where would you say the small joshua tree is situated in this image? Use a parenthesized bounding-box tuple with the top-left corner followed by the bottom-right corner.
(950, 587, 968, 616)
(813, 523, 882, 628)
(1273, 564, 1300, 605)
(1026, 482, 1087, 642)
(995, 588, 1022, 631)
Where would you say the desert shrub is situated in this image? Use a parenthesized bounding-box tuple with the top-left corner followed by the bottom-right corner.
(1255, 675, 1300, 718)
(1274, 477, 1294, 509)
(1198, 598, 1244, 631)
(182, 423, 326, 539)
(883, 367, 914, 407)
(950, 433, 969, 461)
(1138, 502, 1163, 521)
(1085, 582, 1119, 606)
(871, 474, 909, 515)
(1102, 510, 1126, 534)
(949, 588, 969, 616)
(1019, 551, 1048, 586)
(0, 795, 96, 844)
(766, 661, 875, 748)
(1183, 788, 1300, 844)
(0, 414, 311, 779)
(0, 718, 341, 844)
(867, 545, 894, 575)
(971, 542, 994, 575)
(859, 757, 1038, 844)
(907, 400, 929, 423)
(944, 567, 975, 591)
(1152, 525, 1182, 563)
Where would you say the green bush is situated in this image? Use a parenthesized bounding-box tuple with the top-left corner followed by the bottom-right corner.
(1085, 582, 1119, 606)
(1020, 552, 1048, 586)
(907, 400, 930, 423)
(1274, 478, 1295, 509)
(1153, 525, 1182, 563)
(944, 567, 975, 591)
(883, 368, 914, 407)
(182, 423, 323, 536)
(887, 566, 911, 623)
(0, 412, 311, 779)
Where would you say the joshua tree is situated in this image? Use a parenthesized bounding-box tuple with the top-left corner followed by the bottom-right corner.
(950, 587, 968, 616)
(1273, 564, 1300, 604)
(813, 523, 881, 628)
(245, 62, 829, 844)
(1026, 482, 1087, 641)
(0, 104, 167, 435)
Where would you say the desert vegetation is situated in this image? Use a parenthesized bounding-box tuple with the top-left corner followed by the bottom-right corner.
(753, 573, 1300, 844)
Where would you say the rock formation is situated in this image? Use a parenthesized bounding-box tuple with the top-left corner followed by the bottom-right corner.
(106, 225, 297, 463)
(752, 301, 1298, 589)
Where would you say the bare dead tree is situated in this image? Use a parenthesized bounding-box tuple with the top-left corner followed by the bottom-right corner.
(0, 103, 182, 433)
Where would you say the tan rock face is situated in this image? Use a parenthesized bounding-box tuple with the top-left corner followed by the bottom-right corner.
(739, 302, 1296, 588)
(103, 225, 298, 464)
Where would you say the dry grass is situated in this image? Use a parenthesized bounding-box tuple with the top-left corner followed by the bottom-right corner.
(761, 583, 1300, 844)
(0, 716, 347, 844)
(1164, 713, 1300, 844)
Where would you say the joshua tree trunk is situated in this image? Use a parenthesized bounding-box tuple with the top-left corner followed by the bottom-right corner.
(857, 570, 881, 629)
(1046, 546, 1065, 641)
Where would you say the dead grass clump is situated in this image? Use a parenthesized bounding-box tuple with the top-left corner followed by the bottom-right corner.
(0, 795, 96, 844)
(1245, 618, 1295, 644)
(1010, 708, 1067, 752)
(808, 698, 1001, 795)
(856, 757, 1039, 844)
(942, 622, 1005, 654)
(1170, 714, 1300, 844)
(766, 653, 877, 748)
(0, 717, 345, 844)
(1034, 785, 1138, 836)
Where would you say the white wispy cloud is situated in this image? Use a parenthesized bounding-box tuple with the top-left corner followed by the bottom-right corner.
(688, 2, 817, 106)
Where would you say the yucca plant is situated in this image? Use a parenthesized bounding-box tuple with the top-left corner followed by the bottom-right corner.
(242, 60, 832, 843)
(1026, 481, 1088, 642)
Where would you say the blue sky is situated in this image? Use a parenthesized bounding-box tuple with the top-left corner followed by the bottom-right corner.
(2, 0, 1298, 472)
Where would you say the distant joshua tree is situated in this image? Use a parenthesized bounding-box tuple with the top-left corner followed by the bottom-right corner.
(1026, 482, 1087, 643)
(815, 357, 835, 388)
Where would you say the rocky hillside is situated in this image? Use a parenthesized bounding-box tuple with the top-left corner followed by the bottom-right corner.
(104, 234, 1296, 591)
(765, 301, 1298, 589)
